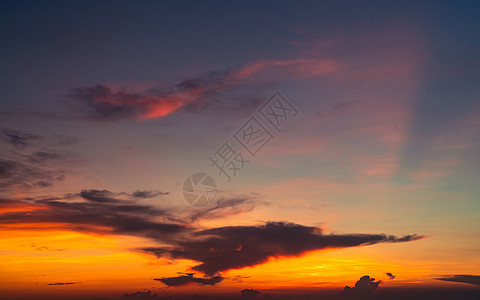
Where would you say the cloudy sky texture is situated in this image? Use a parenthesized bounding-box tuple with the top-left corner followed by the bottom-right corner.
(1, 1, 479, 299)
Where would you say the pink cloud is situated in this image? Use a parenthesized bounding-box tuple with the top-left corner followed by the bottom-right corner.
(69, 58, 341, 121)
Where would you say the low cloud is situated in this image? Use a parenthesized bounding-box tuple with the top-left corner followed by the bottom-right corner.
(142, 222, 424, 276)
(0, 189, 424, 277)
(386, 272, 396, 280)
(241, 288, 261, 298)
(119, 290, 159, 299)
(154, 273, 223, 287)
(436, 275, 480, 286)
(48, 282, 81, 286)
(342, 276, 380, 297)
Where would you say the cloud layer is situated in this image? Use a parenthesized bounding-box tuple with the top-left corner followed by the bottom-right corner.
(0, 189, 424, 277)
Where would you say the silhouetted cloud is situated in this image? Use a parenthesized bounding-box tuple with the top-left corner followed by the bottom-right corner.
(436, 275, 480, 286)
(241, 288, 261, 298)
(154, 274, 223, 287)
(342, 276, 380, 298)
(48, 282, 81, 285)
(119, 290, 159, 299)
(0, 194, 424, 277)
(0, 188, 423, 278)
(386, 272, 396, 280)
(142, 222, 424, 276)
(0, 193, 184, 239)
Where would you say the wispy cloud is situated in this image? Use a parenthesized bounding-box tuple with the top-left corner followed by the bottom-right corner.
(67, 58, 340, 121)
(0, 129, 80, 194)
(2, 129, 41, 148)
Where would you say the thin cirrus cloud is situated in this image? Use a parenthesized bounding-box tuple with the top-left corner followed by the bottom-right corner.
(67, 58, 340, 121)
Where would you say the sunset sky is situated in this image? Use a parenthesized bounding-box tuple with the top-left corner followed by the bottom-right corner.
(1, 1, 480, 299)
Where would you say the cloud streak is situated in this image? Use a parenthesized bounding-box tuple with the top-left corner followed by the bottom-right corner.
(436, 275, 480, 286)
(154, 273, 223, 287)
(47, 282, 81, 286)
(67, 58, 339, 121)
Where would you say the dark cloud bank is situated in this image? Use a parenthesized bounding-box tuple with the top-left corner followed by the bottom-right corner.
(1, 189, 423, 279)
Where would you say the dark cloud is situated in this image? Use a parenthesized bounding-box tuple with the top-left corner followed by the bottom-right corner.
(0, 158, 65, 192)
(342, 276, 380, 298)
(0, 129, 81, 193)
(154, 274, 223, 287)
(0, 189, 423, 277)
(48, 282, 81, 285)
(2, 129, 41, 147)
(119, 290, 159, 300)
(435, 275, 480, 286)
(132, 190, 169, 199)
(187, 195, 266, 222)
(142, 222, 424, 276)
(30, 243, 64, 251)
(0, 190, 259, 240)
(77, 189, 123, 203)
(74, 189, 169, 203)
(0, 193, 184, 239)
(386, 272, 396, 280)
(241, 289, 261, 298)
(231, 275, 250, 283)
